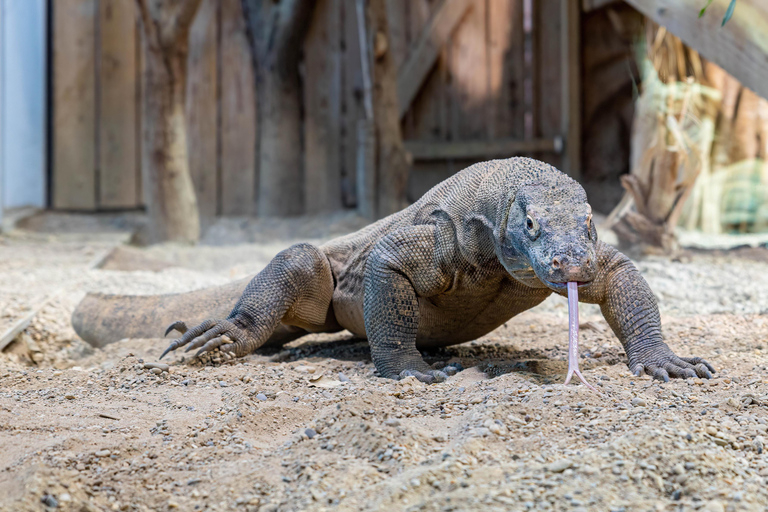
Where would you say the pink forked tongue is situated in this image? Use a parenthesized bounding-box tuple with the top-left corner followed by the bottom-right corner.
(564, 281, 598, 392)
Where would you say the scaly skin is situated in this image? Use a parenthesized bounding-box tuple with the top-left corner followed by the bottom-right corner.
(72, 158, 714, 384)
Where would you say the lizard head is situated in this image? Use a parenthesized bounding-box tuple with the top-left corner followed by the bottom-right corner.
(499, 183, 598, 291)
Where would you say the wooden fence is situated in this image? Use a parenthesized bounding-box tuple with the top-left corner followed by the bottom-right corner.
(51, 0, 578, 216)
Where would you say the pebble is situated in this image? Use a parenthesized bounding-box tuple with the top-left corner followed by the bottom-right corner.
(548, 459, 573, 473)
(150, 368, 163, 375)
(219, 381, 228, 387)
(41, 494, 58, 508)
(631, 397, 647, 407)
(181, 379, 191, 386)
(338, 372, 350, 382)
(143, 362, 169, 372)
(256, 393, 267, 401)
(95, 450, 111, 457)
(305, 428, 317, 439)
(705, 426, 718, 436)
(64, 394, 75, 400)
(384, 418, 400, 427)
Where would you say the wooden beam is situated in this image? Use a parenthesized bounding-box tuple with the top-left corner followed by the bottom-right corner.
(397, 0, 472, 119)
(624, 0, 768, 101)
(561, 0, 581, 180)
(404, 138, 562, 161)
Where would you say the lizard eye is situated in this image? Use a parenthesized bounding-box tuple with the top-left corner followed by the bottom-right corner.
(525, 215, 539, 238)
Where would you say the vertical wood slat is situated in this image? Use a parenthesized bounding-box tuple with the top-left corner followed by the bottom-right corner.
(448, 0, 487, 140)
(185, 0, 219, 224)
(303, 0, 342, 214)
(534, 0, 563, 169)
(98, 0, 138, 208)
(220, 0, 257, 215)
(561, 0, 581, 179)
(341, 0, 363, 207)
(487, 0, 524, 140)
(53, 0, 96, 210)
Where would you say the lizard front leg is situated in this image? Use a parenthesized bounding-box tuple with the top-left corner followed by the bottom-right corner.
(580, 241, 715, 381)
(364, 226, 459, 383)
(161, 243, 335, 360)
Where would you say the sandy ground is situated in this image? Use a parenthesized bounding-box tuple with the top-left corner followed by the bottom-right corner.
(1, 212, 768, 512)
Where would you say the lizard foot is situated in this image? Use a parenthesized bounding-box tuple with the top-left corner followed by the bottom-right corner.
(161, 319, 251, 360)
(399, 363, 462, 384)
(630, 351, 715, 382)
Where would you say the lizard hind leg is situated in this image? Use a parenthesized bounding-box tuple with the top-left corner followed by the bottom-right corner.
(160, 243, 336, 361)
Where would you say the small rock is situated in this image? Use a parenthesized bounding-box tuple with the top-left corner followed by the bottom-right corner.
(384, 418, 400, 427)
(143, 362, 169, 372)
(64, 395, 75, 400)
(41, 494, 58, 508)
(181, 379, 191, 386)
(219, 381, 228, 387)
(702, 500, 724, 512)
(631, 397, 647, 407)
(548, 459, 573, 473)
(256, 393, 267, 401)
(95, 450, 111, 457)
(305, 428, 317, 439)
(150, 367, 162, 375)
(58, 493, 71, 503)
(672, 463, 684, 475)
(338, 372, 350, 382)
(705, 426, 718, 436)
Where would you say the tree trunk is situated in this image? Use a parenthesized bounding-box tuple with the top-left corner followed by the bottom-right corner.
(367, 0, 409, 217)
(136, 0, 202, 243)
(242, 0, 316, 217)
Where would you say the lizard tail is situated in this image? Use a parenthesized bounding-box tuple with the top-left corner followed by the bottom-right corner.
(71, 277, 253, 348)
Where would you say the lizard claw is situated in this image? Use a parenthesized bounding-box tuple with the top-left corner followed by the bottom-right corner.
(164, 321, 188, 337)
(160, 319, 251, 361)
(630, 352, 715, 382)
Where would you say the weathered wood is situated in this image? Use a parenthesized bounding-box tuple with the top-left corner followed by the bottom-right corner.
(99, 0, 139, 208)
(221, 0, 257, 215)
(561, 0, 581, 179)
(341, 0, 363, 207)
(185, 0, 218, 224)
(137, 0, 202, 243)
(449, 0, 487, 140)
(355, 0, 375, 218)
(404, 138, 560, 160)
(304, 0, 342, 214)
(397, 0, 472, 118)
(534, 0, 563, 170)
(369, 0, 409, 217)
(53, 0, 97, 210)
(624, 0, 768, 101)
(488, 0, 525, 140)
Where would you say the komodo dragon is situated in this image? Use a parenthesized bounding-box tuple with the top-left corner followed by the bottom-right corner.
(72, 158, 714, 385)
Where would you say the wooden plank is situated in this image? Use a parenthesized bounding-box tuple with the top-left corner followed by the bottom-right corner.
(404, 137, 561, 160)
(624, 0, 768, 101)
(397, 0, 472, 118)
(341, 0, 363, 207)
(487, 0, 525, 139)
(448, 0, 488, 140)
(220, 0, 257, 215)
(304, 0, 342, 214)
(185, 0, 218, 223)
(98, 0, 138, 208)
(561, 0, 581, 179)
(534, 0, 563, 170)
(53, 0, 97, 210)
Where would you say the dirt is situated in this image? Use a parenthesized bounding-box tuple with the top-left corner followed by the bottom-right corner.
(1, 212, 768, 512)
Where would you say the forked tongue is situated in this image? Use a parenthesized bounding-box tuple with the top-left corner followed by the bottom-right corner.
(564, 281, 597, 391)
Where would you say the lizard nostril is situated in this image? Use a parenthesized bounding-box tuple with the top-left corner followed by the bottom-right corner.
(551, 256, 561, 270)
